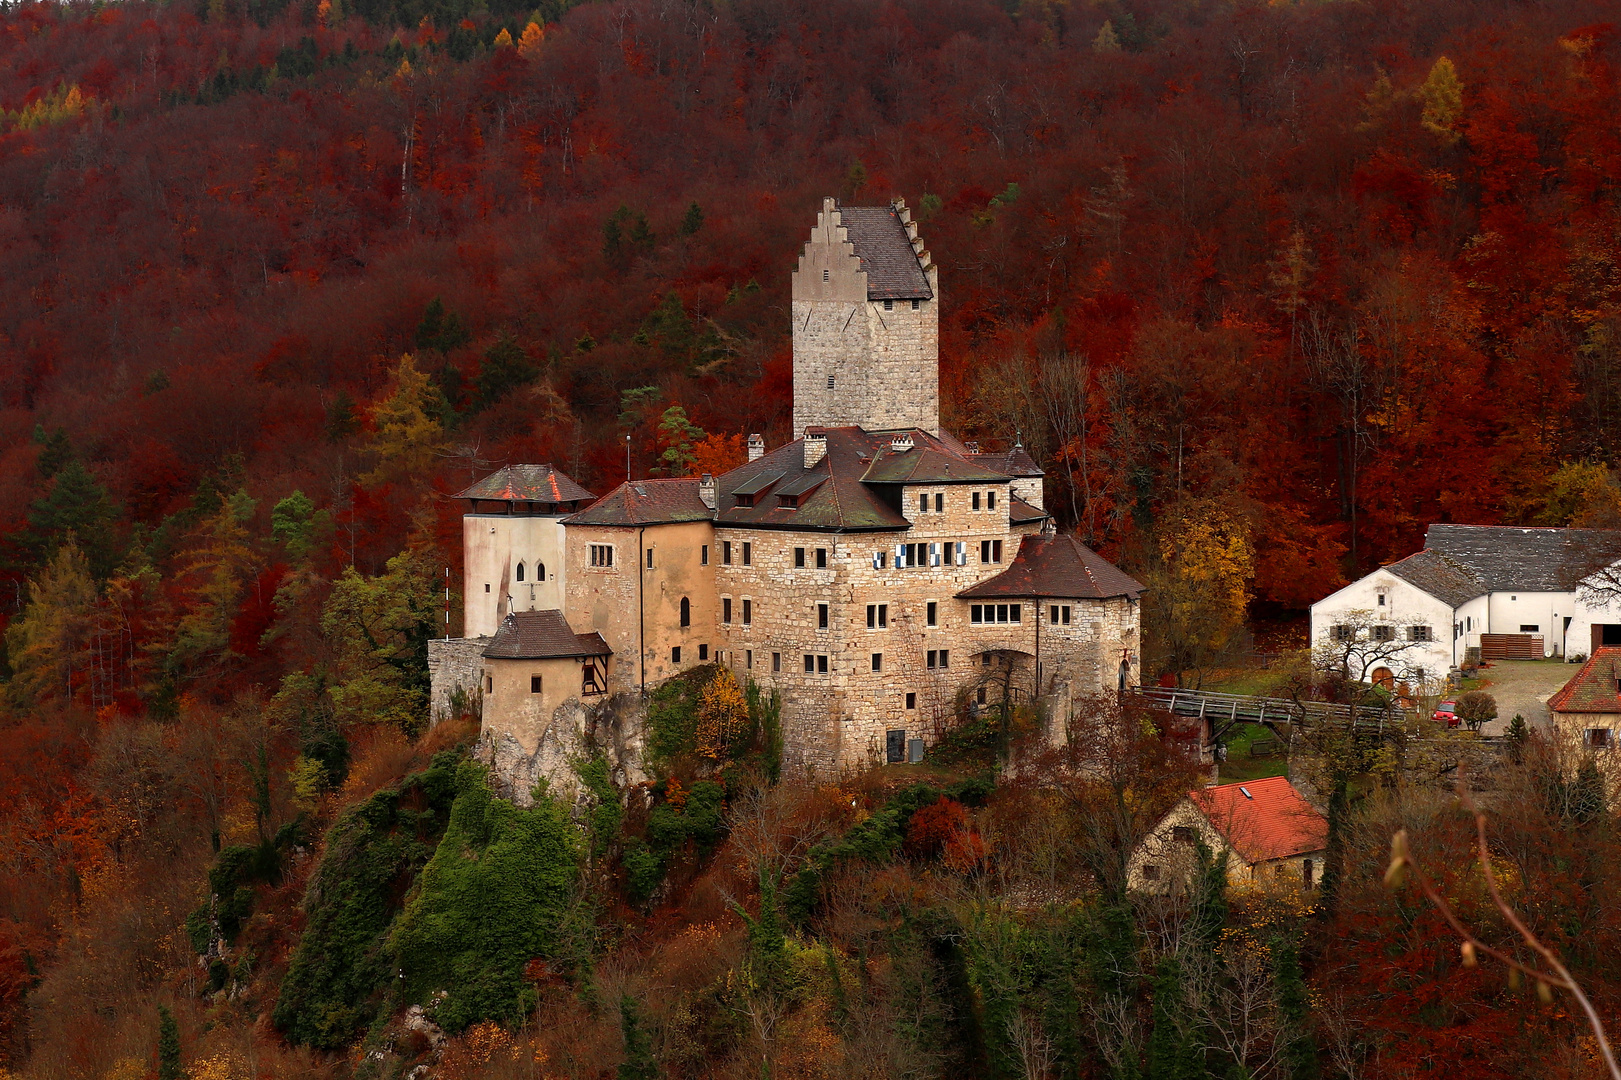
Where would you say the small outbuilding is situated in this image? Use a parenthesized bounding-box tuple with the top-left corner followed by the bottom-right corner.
(1129, 776, 1328, 893)
(1548, 646, 1621, 750)
(480, 610, 613, 756)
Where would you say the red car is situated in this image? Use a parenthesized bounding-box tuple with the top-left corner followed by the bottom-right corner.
(1433, 701, 1460, 727)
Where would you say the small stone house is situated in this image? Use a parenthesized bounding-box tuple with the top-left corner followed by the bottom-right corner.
(1129, 776, 1328, 893)
(480, 610, 612, 761)
(1549, 646, 1621, 749)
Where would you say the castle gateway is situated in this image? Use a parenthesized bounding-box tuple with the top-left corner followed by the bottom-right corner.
(433, 198, 1143, 774)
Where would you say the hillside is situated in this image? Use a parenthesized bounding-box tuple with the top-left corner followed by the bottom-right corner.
(7, 0, 1621, 1077)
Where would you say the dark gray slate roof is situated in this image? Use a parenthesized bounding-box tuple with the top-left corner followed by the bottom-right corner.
(839, 206, 933, 301)
(1424, 525, 1621, 593)
(1384, 549, 1485, 608)
(483, 610, 611, 660)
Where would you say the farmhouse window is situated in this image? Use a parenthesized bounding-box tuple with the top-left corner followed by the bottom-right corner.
(1588, 729, 1613, 749)
(1371, 625, 1395, 642)
(1408, 625, 1432, 642)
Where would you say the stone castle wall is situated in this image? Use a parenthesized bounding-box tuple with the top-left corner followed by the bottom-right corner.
(427, 636, 489, 725)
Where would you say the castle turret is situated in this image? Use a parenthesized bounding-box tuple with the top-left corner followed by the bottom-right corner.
(791, 197, 939, 436)
(454, 464, 593, 638)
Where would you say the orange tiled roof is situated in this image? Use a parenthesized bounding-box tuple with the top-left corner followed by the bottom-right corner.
(1188, 776, 1327, 865)
(1549, 647, 1621, 714)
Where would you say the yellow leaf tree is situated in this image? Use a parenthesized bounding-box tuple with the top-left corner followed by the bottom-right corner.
(1419, 56, 1463, 145)
(696, 667, 748, 760)
(4, 537, 97, 706)
(517, 20, 546, 56)
(1144, 500, 1254, 687)
(362, 354, 446, 485)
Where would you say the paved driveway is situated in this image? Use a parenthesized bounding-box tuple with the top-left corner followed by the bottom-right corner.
(1472, 659, 1574, 734)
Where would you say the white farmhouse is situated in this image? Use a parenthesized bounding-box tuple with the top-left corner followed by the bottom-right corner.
(1310, 525, 1621, 680)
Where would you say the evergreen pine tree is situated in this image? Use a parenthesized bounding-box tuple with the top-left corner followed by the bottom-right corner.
(1145, 956, 1200, 1080)
(1318, 775, 1350, 915)
(23, 460, 120, 578)
(1272, 938, 1319, 1079)
(617, 995, 661, 1080)
(1189, 841, 1229, 951)
(32, 424, 74, 479)
(157, 1006, 182, 1080)
(475, 331, 539, 411)
(680, 200, 704, 236)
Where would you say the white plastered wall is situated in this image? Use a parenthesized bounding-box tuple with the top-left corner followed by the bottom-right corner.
(463, 514, 568, 638)
(1308, 568, 1455, 677)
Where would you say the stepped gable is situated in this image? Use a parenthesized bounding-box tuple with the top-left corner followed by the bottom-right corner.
(562, 477, 713, 526)
(453, 464, 593, 504)
(837, 205, 933, 300)
(1549, 647, 1621, 713)
(1424, 524, 1621, 593)
(483, 610, 611, 660)
(1383, 548, 1485, 607)
(957, 533, 1143, 600)
(715, 427, 1015, 532)
(1188, 777, 1327, 865)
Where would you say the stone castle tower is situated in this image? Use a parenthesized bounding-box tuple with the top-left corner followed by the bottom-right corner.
(791, 197, 939, 436)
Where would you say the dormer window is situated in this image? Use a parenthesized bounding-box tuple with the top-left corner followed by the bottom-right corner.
(735, 493, 755, 508)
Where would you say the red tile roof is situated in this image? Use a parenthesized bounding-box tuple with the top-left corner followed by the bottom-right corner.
(1188, 776, 1327, 865)
(957, 533, 1143, 600)
(453, 464, 593, 504)
(563, 478, 712, 526)
(1549, 647, 1621, 714)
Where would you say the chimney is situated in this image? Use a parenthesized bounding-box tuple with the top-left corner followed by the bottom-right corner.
(698, 473, 716, 511)
(964, 440, 981, 455)
(890, 433, 914, 453)
(747, 433, 765, 462)
(803, 428, 827, 469)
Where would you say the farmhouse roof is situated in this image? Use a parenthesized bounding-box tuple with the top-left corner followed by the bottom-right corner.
(563, 478, 712, 526)
(837, 205, 933, 301)
(483, 610, 612, 660)
(1548, 647, 1621, 714)
(1383, 549, 1485, 608)
(1424, 524, 1621, 593)
(1188, 777, 1328, 865)
(957, 533, 1143, 600)
(454, 464, 593, 504)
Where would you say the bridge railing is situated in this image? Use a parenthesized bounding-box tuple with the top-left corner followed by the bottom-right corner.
(1127, 685, 1408, 735)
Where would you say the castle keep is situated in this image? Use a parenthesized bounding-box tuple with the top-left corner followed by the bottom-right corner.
(431, 198, 1144, 778)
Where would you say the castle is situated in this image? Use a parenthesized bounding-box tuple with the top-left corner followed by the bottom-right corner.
(428, 198, 1144, 784)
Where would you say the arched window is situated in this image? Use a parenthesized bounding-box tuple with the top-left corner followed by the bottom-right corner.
(680, 597, 691, 627)
(536, 563, 545, 581)
(515, 562, 526, 582)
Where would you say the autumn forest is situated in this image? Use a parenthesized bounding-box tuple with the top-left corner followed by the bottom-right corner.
(5, 0, 1621, 1076)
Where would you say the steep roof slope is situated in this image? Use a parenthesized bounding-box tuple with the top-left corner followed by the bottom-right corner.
(1188, 777, 1328, 864)
(1549, 647, 1621, 714)
(454, 464, 593, 503)
(483, 610, 612, 659)
(837, 205, 932, 300)
(957, 533, 1143, 600)
(1383, 548, 1485, 608)
(563, 478, 712, 526)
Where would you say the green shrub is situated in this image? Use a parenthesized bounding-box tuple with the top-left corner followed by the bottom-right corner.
(391, 760, 582, 1032)
(272, 750, 462, 1049)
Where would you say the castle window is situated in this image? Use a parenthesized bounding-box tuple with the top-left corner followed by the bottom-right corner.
(530, 675, 542, 694)
(536, 563, 545, 581)
(934, 493, 943, 512)
(827, 375, 836, 390)
(1050, 605, 1072, 625)
(972, 492, 981, 511)
(485, 583, 491, 593)
(867, 603, 888, 628)
(486, 675, 493, 693)
(971, 604, 1020, 625)
(818, 603, 829, 629)
(672, 646, 682, 664)
(905, 692, 916, 710)
(772, 652, 781, 672)
(680, 597, 691, 627)
(872, 653, 883, 672)
(805, 654, 829, 674)
(746, 649, 753, 669)
(743, 542, 752, 566)
(926, 601, 938, 627)
(873, 550, 887, 569)
(723, 598, 732, 624)
(919, 493, 929, 512)
(723, 541, 733, 565)
(927, 649, 949, 669)
(911, 299, 920, 311)
(647, 548, 655, 569)
(743, 599, 752, 624)
(955, 541, 967, 566)
(816, 548, 827, 568)
(590, 544, 614, 567)
(582, 664, 604, 695)
(701, 545, 709, 566)
(883, 299, 894, 310)
(698, 644, 708, 661)
(822, 269, 829, 282)
(795, 547, 806, 568)
(987, 491, 997, 510)
(516, 563, 526, 582)
(805, 654, 814, 673)
(980, 539, 1003, 563)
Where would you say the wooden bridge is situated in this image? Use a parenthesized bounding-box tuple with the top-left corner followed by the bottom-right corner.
(1127, 685, 1407, 746)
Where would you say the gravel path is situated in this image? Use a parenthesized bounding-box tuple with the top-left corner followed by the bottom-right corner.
(1473, 659, 1574, 735)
